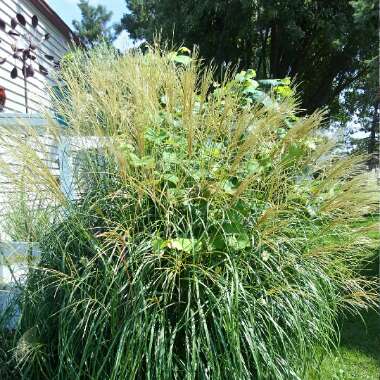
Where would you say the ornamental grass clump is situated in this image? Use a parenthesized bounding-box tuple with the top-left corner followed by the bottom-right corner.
(2, 45, 378, 379)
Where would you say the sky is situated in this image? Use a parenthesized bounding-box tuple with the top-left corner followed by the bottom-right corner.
(46, 0, 132, 50)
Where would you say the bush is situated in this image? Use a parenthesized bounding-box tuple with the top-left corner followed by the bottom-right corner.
(0, 329, 18, 380)
(1, 45, 378, 379)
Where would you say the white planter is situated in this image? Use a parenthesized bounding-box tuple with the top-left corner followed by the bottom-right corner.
(0, 241, 40, 286)
(0, 241, 40, 328)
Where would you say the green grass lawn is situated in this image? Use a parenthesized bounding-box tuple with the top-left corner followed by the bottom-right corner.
(314, 308, 380, 380)
(310, 215, 379, 380)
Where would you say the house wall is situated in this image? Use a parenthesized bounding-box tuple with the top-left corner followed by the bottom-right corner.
(0, 0, 71, 113)
(0, 114, 61, 241)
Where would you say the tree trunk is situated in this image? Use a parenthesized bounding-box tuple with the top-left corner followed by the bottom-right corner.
(269, 21, 279, 78)
(368, 98, 379, 169)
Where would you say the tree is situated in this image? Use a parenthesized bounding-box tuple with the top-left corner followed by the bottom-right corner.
(118, 0, 377, 115)
(73, 0, 115, 48)
(336, 59, 379, 169)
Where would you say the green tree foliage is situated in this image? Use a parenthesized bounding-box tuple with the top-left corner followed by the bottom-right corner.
(118, 0, 377, 116)
(73, 0, 115, 47)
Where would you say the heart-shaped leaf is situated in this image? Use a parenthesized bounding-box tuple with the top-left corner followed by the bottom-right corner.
(162, 173, 179, 185)
(164, 238, 201, 253)
(11, 18, 17, 29)
(173, 54, 192, 65)
(246, 69, 257, 79)
(225, 233, 250, 250)
(10, 67, 18, 79)
(178, 47, 191, 54)
(32, 15, 38, 28)
(16, 14, 26, 26)
(127, 152, 155, 168)
(25, 64, 34, 77)
(257, 79, 283, 88)
(242, 81, 259, 95)
(39, 64, 48, 76)
(162, 152, 178, 164)
(23, 49, 31, 58)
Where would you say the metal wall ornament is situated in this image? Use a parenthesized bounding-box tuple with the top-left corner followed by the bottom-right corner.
(0, 86, 6, 111)
(0, 13, 61, 113)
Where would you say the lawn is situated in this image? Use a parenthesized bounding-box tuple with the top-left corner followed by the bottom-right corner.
(312, 217, 379, 380)
(314, 308, 380, 380)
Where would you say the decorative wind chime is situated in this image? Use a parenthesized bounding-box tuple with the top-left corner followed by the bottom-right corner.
(0, 13, 60, 113)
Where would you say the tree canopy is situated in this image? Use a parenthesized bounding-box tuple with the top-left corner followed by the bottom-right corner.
(73, 0, 115, 48)
(119, 0, 378, 116)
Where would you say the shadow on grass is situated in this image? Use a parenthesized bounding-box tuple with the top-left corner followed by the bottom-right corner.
(310, 308, 380, 380)
(339, 256, 380, 366)
(315, 253, 379, 380)
(339, 308, 380, 365)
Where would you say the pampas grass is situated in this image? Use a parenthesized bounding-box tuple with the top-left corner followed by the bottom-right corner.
(0, 45, 378, 379)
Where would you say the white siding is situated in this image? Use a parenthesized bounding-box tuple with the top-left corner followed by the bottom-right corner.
(0, 0, 71, 113)
(0, 114, 61, 240)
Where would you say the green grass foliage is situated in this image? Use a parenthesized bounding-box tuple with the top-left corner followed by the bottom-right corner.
(0, 46, 378, 379)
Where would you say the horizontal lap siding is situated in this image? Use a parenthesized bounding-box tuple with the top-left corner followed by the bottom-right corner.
(0, 116, 61, 240)
(0, 0, 71, 113)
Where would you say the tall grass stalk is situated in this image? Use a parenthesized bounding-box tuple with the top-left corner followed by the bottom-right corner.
(0, 45, 378, 379)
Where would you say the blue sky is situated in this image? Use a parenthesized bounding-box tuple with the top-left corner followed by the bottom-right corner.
(46, 0, 131, 50)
